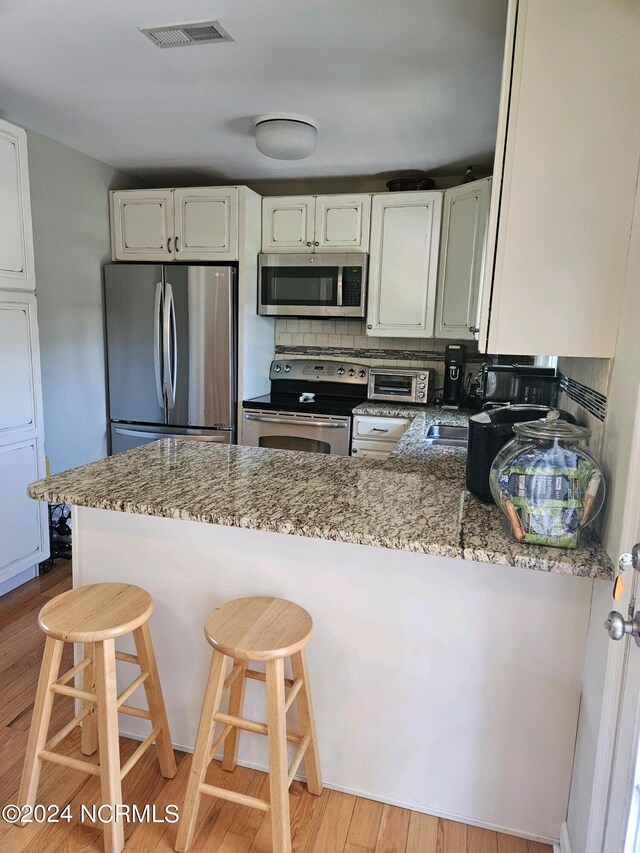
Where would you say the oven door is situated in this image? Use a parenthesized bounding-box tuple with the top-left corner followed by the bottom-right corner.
(368, 371, 417, 403)
(242, 409, 351, 455)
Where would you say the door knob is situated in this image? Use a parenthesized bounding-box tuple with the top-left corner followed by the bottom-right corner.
(604, 610, 640, 646)
(619, 543, 640, 571)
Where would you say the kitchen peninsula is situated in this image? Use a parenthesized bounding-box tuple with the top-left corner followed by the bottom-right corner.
(28, 418, 613, 843)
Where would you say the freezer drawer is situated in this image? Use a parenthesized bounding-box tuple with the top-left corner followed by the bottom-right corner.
(110, 423, 233, 455)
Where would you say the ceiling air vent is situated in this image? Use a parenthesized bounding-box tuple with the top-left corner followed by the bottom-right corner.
(140, 20, 233, 49)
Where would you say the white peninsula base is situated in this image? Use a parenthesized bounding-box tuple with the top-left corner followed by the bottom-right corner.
(72, 505, 593, 843)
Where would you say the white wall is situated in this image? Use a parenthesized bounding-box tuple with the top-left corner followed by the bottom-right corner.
(25, 129, 138, 473)
(566, 164, 640, 851)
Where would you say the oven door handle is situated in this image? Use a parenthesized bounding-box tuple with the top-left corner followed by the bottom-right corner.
(243, 413, 348, 429)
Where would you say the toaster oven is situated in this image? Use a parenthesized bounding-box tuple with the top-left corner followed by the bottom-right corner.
(368, 367, 435, 404)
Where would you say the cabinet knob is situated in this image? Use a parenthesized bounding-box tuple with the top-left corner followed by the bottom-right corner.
(167, 237, 172, 253)
(468, 325, 480, 334)
(367, 324, 372, 330)
(314, 241, 319, 246)
(307, 241, 312, 247)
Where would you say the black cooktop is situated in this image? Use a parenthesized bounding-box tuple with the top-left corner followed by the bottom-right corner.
(242, 394, 362, 417)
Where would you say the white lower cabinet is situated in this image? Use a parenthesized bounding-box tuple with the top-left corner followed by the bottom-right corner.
(0, 291, 48, 588)
(0, 439, 46, 581)
(351, 415, 411, 457)
(366, 191, 443, 337)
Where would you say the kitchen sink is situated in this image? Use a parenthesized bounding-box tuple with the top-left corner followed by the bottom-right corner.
(423, 424, 468, 447)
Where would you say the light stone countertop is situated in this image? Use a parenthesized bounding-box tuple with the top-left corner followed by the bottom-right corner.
(29, 404, 615, 581)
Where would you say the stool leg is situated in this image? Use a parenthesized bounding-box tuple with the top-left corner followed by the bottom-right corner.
(94, 639, 125, 853)
(290, 650, 322, 796)
(266, 657, 292, 853)
(221, 658, 247, 772)
(81, 642, 98, 756)
(18, 636, 64, 819)
(175, 650, 227, 853)
(133, 621, 177, 778)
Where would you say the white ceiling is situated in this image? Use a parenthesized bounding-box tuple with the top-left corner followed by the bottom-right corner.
(0, 0, 508, 183)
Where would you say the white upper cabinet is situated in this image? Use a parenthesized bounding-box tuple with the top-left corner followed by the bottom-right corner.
(366, 191, 442, 337)
(478, 0, 639, 357)
(435, 178, 491, 341)
(314, 195, 371, 252)
(262, 197, 314, 251)
(0, 300, 35, 433)
(262, 194, 371, 253)
(111, 187, 240, 262)
(110, 190, 174, 261)
(174, 187, 238, 261)
(0, 119, 35, 291)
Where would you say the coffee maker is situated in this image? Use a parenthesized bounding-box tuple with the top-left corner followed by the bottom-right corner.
(442, 344, 466, 409)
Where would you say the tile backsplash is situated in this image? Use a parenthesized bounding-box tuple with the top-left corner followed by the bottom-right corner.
(274, 318, 484, 388)
(557, 357, 613, 456)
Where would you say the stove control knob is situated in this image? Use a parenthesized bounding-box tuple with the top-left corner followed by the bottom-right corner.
(284, 364, 291, 373)
(358, 369, 366, 378)
(419, 373, 426, 380)
(348, 368, 356, 377)
(418, 382, 425, 389)
(337, 367, 345, 375)
(273, 364, 281, 373)
(418, 391, 425, 398)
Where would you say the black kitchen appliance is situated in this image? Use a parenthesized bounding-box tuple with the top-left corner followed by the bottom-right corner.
(480, 363, 558, 407)
(466, 404, 577, 503)
(442, 344, 466, 408)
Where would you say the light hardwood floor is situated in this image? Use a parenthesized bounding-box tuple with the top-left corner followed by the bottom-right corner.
(0, 563, 553, 853)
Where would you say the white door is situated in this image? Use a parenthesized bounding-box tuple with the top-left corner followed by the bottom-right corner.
(0, 439, 44, 584)
(174, 187, 238, 261)
(0, 119, 35, 291)
(261, 196, 314, 252)
(0, 293, 48, 582)
(110, 189, 175, 261)
(366, 191, 442, 337)
(604, 536, 640, 852)
(314, 194, 371, 252)
(435, 178, 491, 340)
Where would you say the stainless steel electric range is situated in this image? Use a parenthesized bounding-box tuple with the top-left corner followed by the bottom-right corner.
(242, 359, 369, 456)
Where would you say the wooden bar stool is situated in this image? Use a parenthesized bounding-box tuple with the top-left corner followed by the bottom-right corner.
(18, 583, 177, 853)
(175, 596, 322, 853)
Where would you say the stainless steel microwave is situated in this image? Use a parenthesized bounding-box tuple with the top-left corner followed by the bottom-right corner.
(258, 253, 367, 318)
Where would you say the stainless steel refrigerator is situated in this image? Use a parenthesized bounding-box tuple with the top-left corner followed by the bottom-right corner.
(104, 263, 236, 454)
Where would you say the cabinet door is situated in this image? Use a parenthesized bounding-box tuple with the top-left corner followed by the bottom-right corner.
(110, 190, 175, 261)
(0, 298, 36, 434)
(0, 439, 46, 582)
(174, 187, 238, 261)
(478, 0, 639, 357)
(262, 197, 314, 252)
(367, 192, 443, 337)
(314, 195, 371, 252)
(0, 119, 35, 291)
(0, 292, 48, 581)
(435, 179, 491, 340)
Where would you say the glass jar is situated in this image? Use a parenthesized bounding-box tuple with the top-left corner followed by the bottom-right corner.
(489, 413, 605, 549)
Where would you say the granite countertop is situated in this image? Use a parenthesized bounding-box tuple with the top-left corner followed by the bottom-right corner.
(28, 404, 615, 581)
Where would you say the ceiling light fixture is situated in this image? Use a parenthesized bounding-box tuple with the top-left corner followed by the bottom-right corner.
(254, 114, 318, 160)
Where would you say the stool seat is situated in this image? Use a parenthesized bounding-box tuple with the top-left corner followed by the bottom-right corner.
(38, 583, 153, 643)
(204, 596, 313, 661)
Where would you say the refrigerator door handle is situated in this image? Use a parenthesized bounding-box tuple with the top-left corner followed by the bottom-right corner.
(163, 282, 178, 410)
(113, 427, 227, 442)
(153, 282, 164, 408)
